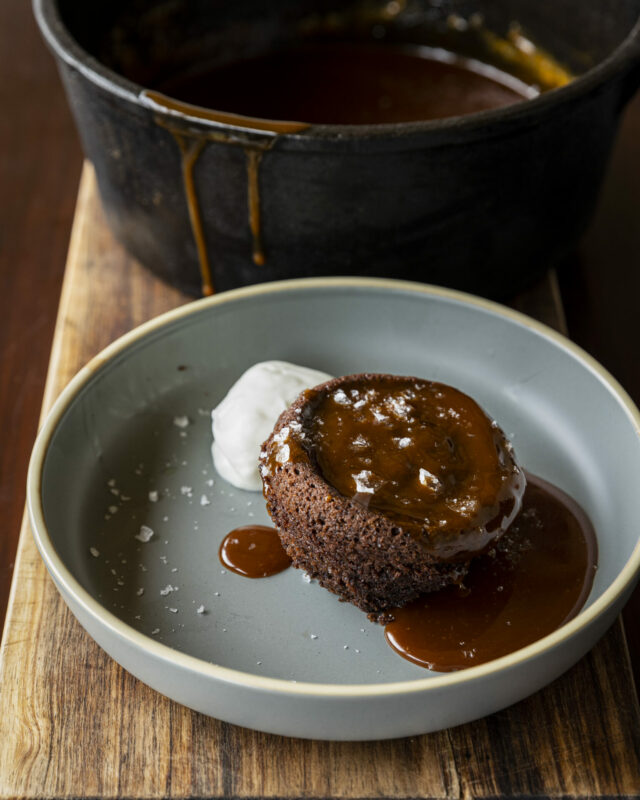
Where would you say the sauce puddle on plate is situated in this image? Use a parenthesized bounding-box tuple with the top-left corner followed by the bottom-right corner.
(385, 474, 597, 671)
(219, 474, 597, 671)
(219, 525, 291, 577)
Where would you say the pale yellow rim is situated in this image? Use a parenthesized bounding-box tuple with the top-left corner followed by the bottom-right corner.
(27, 276, 640, 698)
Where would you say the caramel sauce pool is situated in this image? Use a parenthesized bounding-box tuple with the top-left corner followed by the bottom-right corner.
(385, 474, 597, 671)
(301, 376, 522, 558)
(219, 525, 291, 578)
(155, 41, 535, 126)
(147, 41, 539, 293)
(220, 478, 596, 671)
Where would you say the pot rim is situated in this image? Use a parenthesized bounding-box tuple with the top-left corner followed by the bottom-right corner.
(34, 0, 640, 139)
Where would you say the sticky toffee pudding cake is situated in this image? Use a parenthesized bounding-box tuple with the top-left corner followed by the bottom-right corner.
(259, 374, 525, 621)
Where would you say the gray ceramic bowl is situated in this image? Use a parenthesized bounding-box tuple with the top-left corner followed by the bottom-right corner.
(28, 278, 640, 740)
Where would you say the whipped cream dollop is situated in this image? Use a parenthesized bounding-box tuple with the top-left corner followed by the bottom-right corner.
(211, 360, 332, 491)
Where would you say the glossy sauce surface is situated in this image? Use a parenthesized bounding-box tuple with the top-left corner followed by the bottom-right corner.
(385, 474, 597, 671)
(154, 41, 534, 125)
(290, 375, 524, 558)
(219, 525, 291, 578)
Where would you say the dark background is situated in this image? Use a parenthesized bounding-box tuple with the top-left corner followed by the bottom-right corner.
(1, 0, 638, 679)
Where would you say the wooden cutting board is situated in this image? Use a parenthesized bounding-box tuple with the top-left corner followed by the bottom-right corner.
(0, 164, 638, 799)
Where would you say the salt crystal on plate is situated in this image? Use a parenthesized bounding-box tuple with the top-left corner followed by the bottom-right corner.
(135, 525, 154, 543)
(89, 547, 100, 558)
(173, 415, 190, 428)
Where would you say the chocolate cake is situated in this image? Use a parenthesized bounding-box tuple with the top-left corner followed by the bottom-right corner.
(259, 374, 525, 621)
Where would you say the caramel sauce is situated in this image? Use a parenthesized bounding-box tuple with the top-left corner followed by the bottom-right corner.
(385, 474, 597, 671)
(219, 525, 291, 578)
(146, 97, 301, 295)
(245, 148, 266, 266)
(143, 90, 310, 135)
(280, 375, 524, 559)
(170, 133, 214, 295)
(153, 42, 535, 125)
(143, 41, 542, 294)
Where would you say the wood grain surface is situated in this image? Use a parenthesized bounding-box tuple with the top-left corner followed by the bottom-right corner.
(0, 0, 82, 626)
(0, 164, 638, 799)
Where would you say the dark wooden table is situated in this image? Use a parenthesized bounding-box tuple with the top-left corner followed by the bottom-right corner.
(1, 1, 639, 791)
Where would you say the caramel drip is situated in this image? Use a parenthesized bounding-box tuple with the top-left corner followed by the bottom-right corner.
(246, 148, 265, 266)
(145, 90, 310, 295)
(173, 133, 214, 296)
(143, 90, 309, 134)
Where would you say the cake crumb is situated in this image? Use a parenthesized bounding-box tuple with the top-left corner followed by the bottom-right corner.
(89, 547, 100, 558)
(148, 490, 159, 502)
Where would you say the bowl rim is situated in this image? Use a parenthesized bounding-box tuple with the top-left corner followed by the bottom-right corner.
(33, 0, 640, 140)
(27, 276, 640, 698)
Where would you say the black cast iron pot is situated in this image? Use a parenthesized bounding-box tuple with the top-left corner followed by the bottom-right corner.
(35, 0, 640, 298)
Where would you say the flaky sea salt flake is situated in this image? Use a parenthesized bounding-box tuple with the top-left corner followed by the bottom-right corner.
(135, 525, 154, 543)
